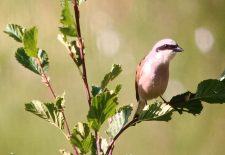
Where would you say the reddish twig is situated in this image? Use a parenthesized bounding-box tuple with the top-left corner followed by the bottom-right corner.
(73, 0, 91, 107)
(36, 58, 79, 155)
(73, 1, 100, 154)
(105, 118, 138, 155)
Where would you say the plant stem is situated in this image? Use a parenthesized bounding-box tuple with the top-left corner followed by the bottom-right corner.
(105, 118, 138, 155)
(95, 132, 101, 155)
(36, 58, 80, 155)
(73, 0, 91, 107)
(73, 1, 100, 155)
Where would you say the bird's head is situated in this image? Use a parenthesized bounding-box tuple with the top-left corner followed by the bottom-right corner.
(152, 38, 183, 63)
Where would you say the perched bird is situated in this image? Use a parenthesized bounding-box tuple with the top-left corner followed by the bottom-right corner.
(134, 38, 183, 117)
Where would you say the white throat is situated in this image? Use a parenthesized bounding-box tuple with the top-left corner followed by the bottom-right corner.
(154, 50, 176, 64)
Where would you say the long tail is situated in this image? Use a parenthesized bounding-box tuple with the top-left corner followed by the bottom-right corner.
(134, 99, 147, 119)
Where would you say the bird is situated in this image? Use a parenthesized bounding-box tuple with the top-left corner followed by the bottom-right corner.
(134, 38, 183, 118)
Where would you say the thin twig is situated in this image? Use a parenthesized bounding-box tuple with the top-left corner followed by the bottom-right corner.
(95, 132, 101, 155)
(105, 118, 138, 155)
(36, 58, 80, 155)
(73, 0, 91, 107)
(73, 1, 101, 155)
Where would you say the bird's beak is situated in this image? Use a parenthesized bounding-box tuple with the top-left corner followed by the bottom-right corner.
(174, 46, 184, 52)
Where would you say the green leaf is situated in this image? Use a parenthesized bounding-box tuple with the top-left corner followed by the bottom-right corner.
(15, 48, 49, 75)
(37, 48, 49, 73)
(23, 27, 38, 57)
(70, 40, 82, 66)
(91, 85, 102, 97)
(55, 92, 65, 110)
(169, 91, 203, 115)
(138, 102, 173, 122)
(25, 97, 65, 130)
(71, 122, 94, 154)
(106, 105, 133, 138)
(59, 27, 77, 37)
(195, 79, 225, 103)
(57, 34, 82, 67)
(114, 84, 122, 94)
(87, 91, 118, 131)
(4, 24, 25, 42)
(60, 0, 77, 37)
(101, 64, 122, 90)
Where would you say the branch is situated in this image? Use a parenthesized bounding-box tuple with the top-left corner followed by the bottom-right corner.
(105, 118, 138, 155)
(73, 0, 92, 107)
(72, 1, 101, 155)
(36, 58, 80, 155)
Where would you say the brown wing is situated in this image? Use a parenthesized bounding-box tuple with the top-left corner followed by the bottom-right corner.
(135, 55, 147, 101)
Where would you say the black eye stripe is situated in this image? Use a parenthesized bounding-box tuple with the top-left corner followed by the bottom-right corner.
(156, 44, 178, 52)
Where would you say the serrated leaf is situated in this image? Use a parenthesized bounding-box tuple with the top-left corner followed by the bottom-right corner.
(114, 84, 122, 94)
(138, 102, 173, 122)
(106, 105, 133, 138)
(23, 27, 38, 57)
(195, 79, 225, 103)
(101, 64, 122, 90)
(15, 48, 49, 75)
(169, 91, 203, 115)
(59, 27, 77, 37)
(25, 96, 65, 130)
(87, 91, 118, 131)
(60, 0, 77, 37)
(71, 122, 93, 154)
(4, 24, 25, 42)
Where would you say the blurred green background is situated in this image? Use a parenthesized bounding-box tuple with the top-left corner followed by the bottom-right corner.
(1, 0, 225, 154)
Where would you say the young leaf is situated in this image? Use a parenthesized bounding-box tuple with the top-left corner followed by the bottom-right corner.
(4, 24, 25, 42)
(57, 34, 82, 67)
(70, 122, 94, 154)
(37, 48, 49, 73)
(15, 47, 40, 75)
(23, 27, 38, 57)
(101, 64, 122, 89)
(138, 102, 173, 122)
(169, 91, 203, 115)
(70, 40, 82, 66)
(114, 84, 122, 94)
(15, 48, 49, 75)
(106, 105, 133, 138)
(60, 0, 77, 37)
(195, 79, 225, 103)
(87, 91, 118, 131)
(25, 99, 65, 130)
